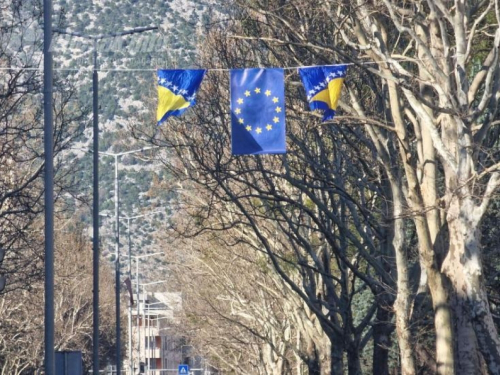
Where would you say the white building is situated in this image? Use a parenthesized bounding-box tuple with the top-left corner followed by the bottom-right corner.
(128, 292, 185, 374)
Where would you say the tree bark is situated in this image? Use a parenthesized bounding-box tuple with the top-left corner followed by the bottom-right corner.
(390, 180, 416, 375)
(372, 302, 392, 375)
(388, 78, 455, 375)
(442, 197, 500, 374)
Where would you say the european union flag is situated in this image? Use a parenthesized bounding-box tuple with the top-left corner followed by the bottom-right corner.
(157, 69, 206, 125)
(231, 68, 286, 155)
(298, 65, 347, 121)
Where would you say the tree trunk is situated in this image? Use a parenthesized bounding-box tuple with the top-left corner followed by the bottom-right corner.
(347, 342, 362, 375)
(307, 357, 321, 375)
(442, 198, 500, 374)
(389, 101, 455, 374)
(373, 303, 391, 375)
(390, 180, 416, 375)
(331, 343, 344, 375)
(425, 267, 455, 375)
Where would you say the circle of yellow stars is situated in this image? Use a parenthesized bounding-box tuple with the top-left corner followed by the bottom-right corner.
(234, 87, 282, 135)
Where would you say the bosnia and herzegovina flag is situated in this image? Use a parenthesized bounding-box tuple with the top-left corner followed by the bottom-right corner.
(157, 69, 206, 125)
(298, 65, 347, 121)
(231, 68, 286, 155)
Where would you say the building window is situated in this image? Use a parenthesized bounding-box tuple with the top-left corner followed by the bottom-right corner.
(145, 337, 155, 349)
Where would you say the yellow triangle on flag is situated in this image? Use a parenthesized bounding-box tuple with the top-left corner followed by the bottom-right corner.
(157, 86, 190, 122)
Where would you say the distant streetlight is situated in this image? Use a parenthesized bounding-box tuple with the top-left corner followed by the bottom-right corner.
(52, 26, 157, 375)
(99, 211, 165, 374)
(100, 147, 160, 375)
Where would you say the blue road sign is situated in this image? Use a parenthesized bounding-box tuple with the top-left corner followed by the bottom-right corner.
(178, 364, 189, 375)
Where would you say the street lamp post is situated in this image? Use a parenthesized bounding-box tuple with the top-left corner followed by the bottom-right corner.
(52, 26, 157, 375)
(43, 0, 54, 372)
(98, 147, 159, 374)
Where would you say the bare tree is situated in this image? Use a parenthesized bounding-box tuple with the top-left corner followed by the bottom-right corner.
(163, 201, 332, 374)
(209, 1, 500, 374)
(0, 222, 116, 373)
(131, 1, 500, 374)
(0, 0, 87, 293)
(134, 28, 401, 373)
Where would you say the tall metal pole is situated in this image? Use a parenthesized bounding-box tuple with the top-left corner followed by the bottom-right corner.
(114, 155, 121, 375)
(51, 28, 157, 373)
(127, 219, 133, 374)
(43, 0, 55, 372)
(92, 38, 100, 374)
(136, 258, 141, 370)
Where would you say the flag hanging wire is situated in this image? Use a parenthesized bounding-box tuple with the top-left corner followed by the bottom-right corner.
(0, 58, 417, 73)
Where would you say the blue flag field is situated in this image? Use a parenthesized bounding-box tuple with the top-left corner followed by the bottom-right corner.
(230, 68, 286, 155)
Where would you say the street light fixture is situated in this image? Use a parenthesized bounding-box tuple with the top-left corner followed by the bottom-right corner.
(52, 26, 157, 375)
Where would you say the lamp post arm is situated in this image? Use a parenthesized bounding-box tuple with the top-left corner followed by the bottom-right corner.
(131, 252, 164, 260)
(124, 210, 166, 221)
(136, 280, 168, 286)
(53, 26, 158, 40)
(94, 26, 158, 40)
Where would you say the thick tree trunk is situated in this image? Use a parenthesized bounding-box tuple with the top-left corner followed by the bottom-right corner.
(450, 291, 483, 375)
(442, 198, 500, 374)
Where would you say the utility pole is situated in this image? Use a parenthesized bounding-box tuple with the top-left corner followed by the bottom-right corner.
(43, 0, 55, 372)
(51, 27, 157, 372)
